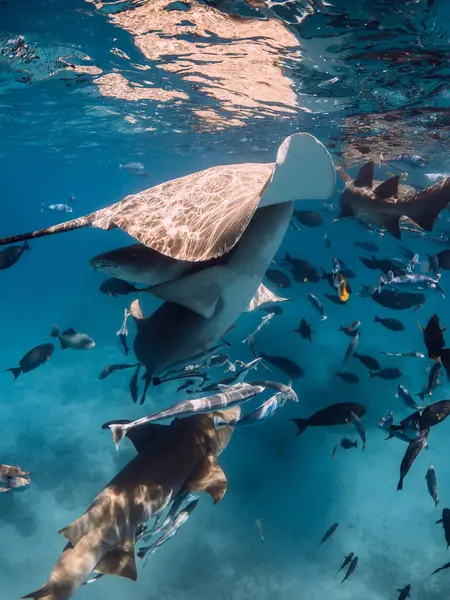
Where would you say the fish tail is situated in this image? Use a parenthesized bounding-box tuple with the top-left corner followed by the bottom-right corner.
(109, 422, 127, 450)
(290, 418, 309, 436)
(40, 203, 46, 212)
(49, 324, 59, 338)
(374, 315, 379, 322)
(397, 478, 403, 491)
(6, 367, 22, 381)
(321, 315, 328, 321)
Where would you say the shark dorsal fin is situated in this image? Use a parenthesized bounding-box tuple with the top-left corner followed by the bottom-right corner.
(374, 176, 400, 198)
(145, 265, 236, 319)
(354, 162, 374, 188)
(94, 539, 137, 581)
(184, 454, 227, 504)
(59, 513, 92, 547)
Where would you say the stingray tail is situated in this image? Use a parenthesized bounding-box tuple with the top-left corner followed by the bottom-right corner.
(0, 214, 94, 248)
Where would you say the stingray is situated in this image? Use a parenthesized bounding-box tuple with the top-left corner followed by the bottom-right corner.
(335, 161, 450, 239)
(0, 134, 335, 261)
(116, 133, 335, 403)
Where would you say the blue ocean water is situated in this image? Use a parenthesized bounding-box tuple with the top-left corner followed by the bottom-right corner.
(2, 0, 450, 598)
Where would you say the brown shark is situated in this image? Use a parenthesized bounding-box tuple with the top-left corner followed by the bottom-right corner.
(23, 407, 240, 600)
(336, 161, 450, 238)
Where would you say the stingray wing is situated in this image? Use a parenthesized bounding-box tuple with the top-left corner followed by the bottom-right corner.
(92, 163, 274, 262)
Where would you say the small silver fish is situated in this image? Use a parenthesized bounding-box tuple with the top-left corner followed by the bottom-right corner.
(138, 498, 199, 564)
(195, 358, 262, 395)
(426, 463, 439, 507)
(41, 203, 73, 213)
(428, 360, 442, 398)
(143, 491, 193, 540)
(383, 153, 426, 168)
(116, 308, 131, 356)
(108, 382, 266, 449)
(332, 258, 340, 274)
(307, 292, 327, 321)
(395, 385, 422, 411)
(344, 330, 361, 370)
(384, 271, 444, 297)
(381, 350, 425, 358)
(350, 411, 366, 450)
(243, 312, 275, 343)
(377, 411, 394, 431)
(119, 161, 148, 176)
(214, 382, 298, 429)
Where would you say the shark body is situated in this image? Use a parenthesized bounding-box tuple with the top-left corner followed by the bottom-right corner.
(24, 408, 239, 600)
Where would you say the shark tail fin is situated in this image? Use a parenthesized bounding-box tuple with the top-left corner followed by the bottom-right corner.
(109, 422, 128, 450)
(405, 177, 450, 231)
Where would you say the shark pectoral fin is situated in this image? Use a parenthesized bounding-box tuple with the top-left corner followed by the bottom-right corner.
(374, 176, 400, 198)
(246, 283, 290, 312)
(145, 266, 236, 319)
(184, 455, 228, 504)
(58, 513, 92, 546)
(380, 215, 401, 239)
(405, 178, 450, 231)
(124, 423, 168, 453)
(94, 539, 137, 581)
